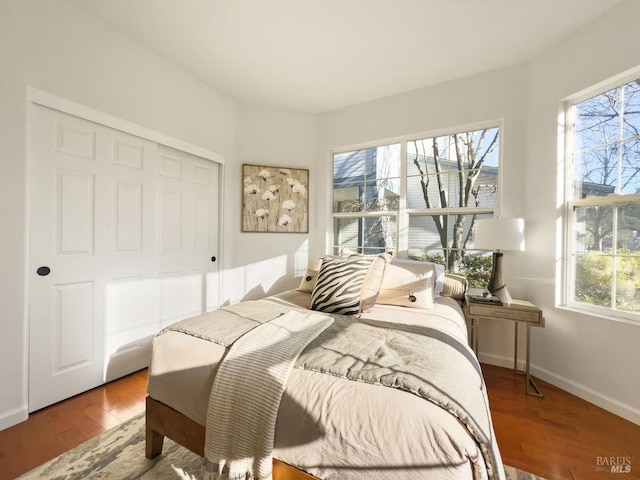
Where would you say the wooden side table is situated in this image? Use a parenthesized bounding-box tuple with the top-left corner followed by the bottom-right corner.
(464, 292, 545, 397)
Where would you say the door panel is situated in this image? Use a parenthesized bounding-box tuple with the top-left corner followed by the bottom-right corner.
(57, 170, 95, 255)
(194, 195, 212, 252)
(54, 281, 94, 372)
(29, 105, 220, 410)
(114, 181, 143, 253)
(30, 106, 107, 411)
(159, 190, 182, 252)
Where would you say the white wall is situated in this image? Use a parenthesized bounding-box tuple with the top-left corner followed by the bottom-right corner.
(223, 104, 317, 304)
(315, 1, 640, 424)
(0, 0, 237, 429)
(523, 0, 640, 423)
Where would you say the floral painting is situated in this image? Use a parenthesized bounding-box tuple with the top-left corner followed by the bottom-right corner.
(242, 164, 309, 233)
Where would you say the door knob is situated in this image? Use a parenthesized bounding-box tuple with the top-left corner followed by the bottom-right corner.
(37, 266, 51, 276)
(211, 256, 217, 262)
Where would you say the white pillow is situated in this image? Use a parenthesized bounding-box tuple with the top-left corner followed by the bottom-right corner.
(297, 268, 319, 293)
(376, 270, 435, 310)
(383, 258, 445, 297)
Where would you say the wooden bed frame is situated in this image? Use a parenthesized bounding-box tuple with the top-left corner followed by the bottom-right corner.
(145, 396, 319, 480)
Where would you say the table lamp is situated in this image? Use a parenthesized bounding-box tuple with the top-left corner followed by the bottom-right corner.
(473, 217, 525, 305)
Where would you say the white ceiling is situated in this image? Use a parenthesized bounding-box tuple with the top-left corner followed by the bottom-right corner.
(73, 0, 625, 114)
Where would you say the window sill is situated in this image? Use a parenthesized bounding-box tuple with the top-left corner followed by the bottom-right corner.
(558, 303, 640, 327)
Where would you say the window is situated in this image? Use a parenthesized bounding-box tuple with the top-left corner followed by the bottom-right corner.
(332, 124, 500, 287)
(333, 144, 401, 255)
(566, 77, 640, 320)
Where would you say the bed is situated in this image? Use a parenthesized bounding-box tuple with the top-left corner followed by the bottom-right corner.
(145, 256, 505, 480)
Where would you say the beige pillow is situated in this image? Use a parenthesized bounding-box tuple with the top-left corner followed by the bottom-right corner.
(340, 249, 392, 312)
(382, 258, 445, 296)
(377, 269, 435, 310)
(298, 268, 319, 293)
(441, 273, 468, 300)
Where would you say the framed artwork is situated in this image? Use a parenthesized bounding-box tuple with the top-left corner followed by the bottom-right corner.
(242, 164, 309, 233)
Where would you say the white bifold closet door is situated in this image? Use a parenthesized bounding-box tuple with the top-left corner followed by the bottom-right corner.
(29, 104, 220, 412)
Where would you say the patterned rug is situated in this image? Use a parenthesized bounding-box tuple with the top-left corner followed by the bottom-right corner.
(18, 413, 545, 479)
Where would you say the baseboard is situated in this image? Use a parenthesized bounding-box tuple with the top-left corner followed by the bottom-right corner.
(530, 364, 640, 426)
(478, 352, 525, 371)
(0, 404, 28, 431)
(479, 353, 640, 426)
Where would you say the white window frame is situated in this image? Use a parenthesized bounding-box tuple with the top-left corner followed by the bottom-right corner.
(562, 69, 640, 324)
(329, 120, 503, 262)
(331, 141, 403, 255)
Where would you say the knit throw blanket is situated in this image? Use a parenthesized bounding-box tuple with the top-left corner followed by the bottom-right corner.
(202, 310, 334, 480)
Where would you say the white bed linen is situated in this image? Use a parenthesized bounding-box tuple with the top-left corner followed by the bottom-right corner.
(147, 291, 490, 480)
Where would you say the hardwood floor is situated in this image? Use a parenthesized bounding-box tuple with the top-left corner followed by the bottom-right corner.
(484, 364, 640, 480)
(0, 365, 638, 480)
(0, 369, 147, 480)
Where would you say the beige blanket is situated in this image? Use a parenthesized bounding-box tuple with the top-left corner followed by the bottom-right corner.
(297, 314, 503, 480)
(161, 299, 505, 480)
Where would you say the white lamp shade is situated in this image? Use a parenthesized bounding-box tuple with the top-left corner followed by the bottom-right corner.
(474, 218, 525, 252)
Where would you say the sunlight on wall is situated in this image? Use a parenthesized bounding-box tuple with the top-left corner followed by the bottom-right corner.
(556, 108, 568, 305)
(103, 272, 213, 381)
(294, 239, 310, 276)
(556, 107, 567, 209)
(206, 270, 221, 311)
(222, 240, 311, 304)
(246, 256, 288, 294)
(102, 243, 310, 380)
(222, 256, 289, 304)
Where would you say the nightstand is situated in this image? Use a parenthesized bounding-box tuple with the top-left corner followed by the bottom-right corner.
(464, 291, 545, 397)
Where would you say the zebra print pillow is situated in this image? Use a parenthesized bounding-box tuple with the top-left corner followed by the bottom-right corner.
(340, 250, 392, 312)
(310, 257, 373, 315)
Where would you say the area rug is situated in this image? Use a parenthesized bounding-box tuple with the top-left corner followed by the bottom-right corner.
(19, 414, 545, 479)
